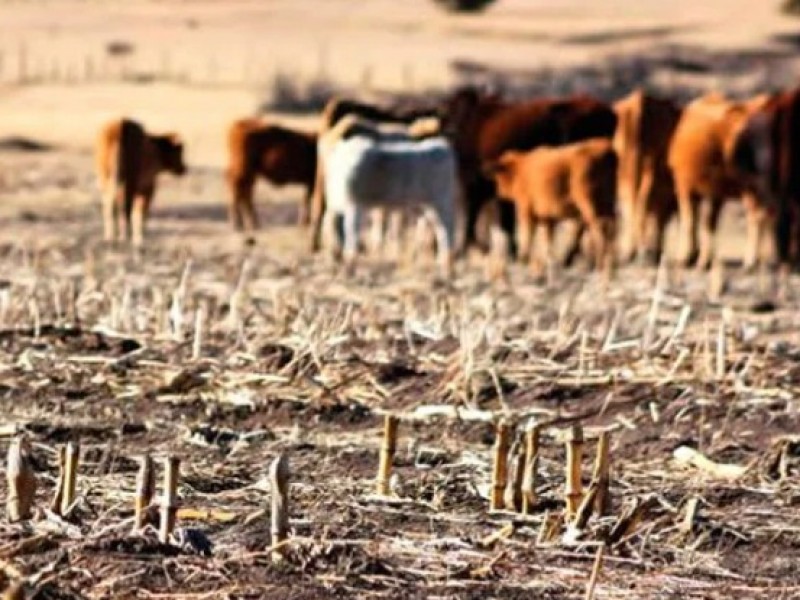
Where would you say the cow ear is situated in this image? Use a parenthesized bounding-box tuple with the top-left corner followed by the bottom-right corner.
(482, 156, 512, 177)
(167, 133, 183, 146)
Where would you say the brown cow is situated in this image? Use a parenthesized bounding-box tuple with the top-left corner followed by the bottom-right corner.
(95, 118, 186, 246)
(309, 97, 439, 252)
(226, 119, 317, 232)
(486, 138, 617, 275)
(668, 92, 772, 269)
(440, 86, 617, 257)
(731, 87, 800, 270)
(613, 90, 681, 264)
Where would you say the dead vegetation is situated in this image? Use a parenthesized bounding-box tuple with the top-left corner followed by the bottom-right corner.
(0, 208, 798, 598)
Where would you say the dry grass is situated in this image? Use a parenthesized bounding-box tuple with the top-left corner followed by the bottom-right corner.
(0, 198, 797, 597)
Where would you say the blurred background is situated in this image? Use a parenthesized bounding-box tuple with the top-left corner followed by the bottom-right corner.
(2, 0, 800, 167)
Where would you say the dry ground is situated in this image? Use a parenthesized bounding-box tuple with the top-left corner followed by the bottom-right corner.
(3, 1, 800, 599)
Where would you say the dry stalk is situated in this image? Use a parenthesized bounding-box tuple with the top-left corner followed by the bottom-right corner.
(521, 422, 541, 514)
(192, 307, 204, 361)
(159, 456, 180, 544)
(490, 419, 512, 511)
(376, 415, 399, 496)
(50, 445, 65, 514)
(716, 320, 726, 380)
(6, 437, 36, 522)
(584, 544, 605, 600)
(61, 441, 80, 516)
(270, 453, 290, 563)
(565, 425, 584, 521)
(680, 496, 701, 535)
(536, 510, 561, 544)
(672, 446, 749, 479)
(135, 454, 156, 530)
(592, 430, 611, 516)
(708, 259, 725, 301)
(503, 439, 525, 512)
(2, 583, 25, 600)
(572, 482, 599, 532)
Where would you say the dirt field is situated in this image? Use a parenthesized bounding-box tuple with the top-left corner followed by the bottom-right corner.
(3, 1, 800, 599)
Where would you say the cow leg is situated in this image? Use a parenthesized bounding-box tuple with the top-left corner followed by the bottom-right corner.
(323, 207, 342, 261)
(131, 188, 153, 248)
(118, 186, 135, 243)
(239, 187, 259, 233)
(563, 222, 586, 268)
(696, 197, 722, 271)
(430, 196, 456, 279)
(309, 160, 327, 253)
(617, 196, 636, 265)
(632, 168, 655, 263)
(515, 201, 533, 265)
(675, 183, 698, 267)
(486, 200, 510, 281)
(498, 200, 518, 260)
(387, 210, 406, 260)
(298, 187, 312, 227)
(226, 171, 245, 231)
(742, 192, 765, 271)
(102, 182, 119, 243)
(369, 208, 386, 255)
(461, 181, 485, 255)
(342, 204, 362, 275)
(648, 209, 669, 267)
(532, 219, 552, 279)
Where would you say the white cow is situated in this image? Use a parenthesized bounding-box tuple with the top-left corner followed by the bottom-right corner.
(323, 134, 458, 276)
(317, 114, 441, 255)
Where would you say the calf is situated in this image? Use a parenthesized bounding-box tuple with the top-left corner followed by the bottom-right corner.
(95, 118, 186, 246)
(226, 119, 317, 231)
(486, 138, 617, 274)
(439, 86, 617, 256)
(323, 134, 458, 276)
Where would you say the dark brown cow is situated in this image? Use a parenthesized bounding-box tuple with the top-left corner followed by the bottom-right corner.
(439, 86, 618, 257)
(613, 90, 682, 264)
(95, 118, 186, 246)
(732, 87, 800, 270)
(226, 119, 317, 232)
(309, 97, 439, 252)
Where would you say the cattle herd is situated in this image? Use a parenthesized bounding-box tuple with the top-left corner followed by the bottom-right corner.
(94, 84, 800, 278)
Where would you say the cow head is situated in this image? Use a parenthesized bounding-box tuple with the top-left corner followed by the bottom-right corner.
(481, 151, 521, 199)
(154, 133, 187, 176)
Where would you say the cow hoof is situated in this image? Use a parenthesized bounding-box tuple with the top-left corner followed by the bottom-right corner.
(244, 236, 256, 247)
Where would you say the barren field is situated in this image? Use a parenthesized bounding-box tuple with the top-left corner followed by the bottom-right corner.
(3, 1, 800, 599)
